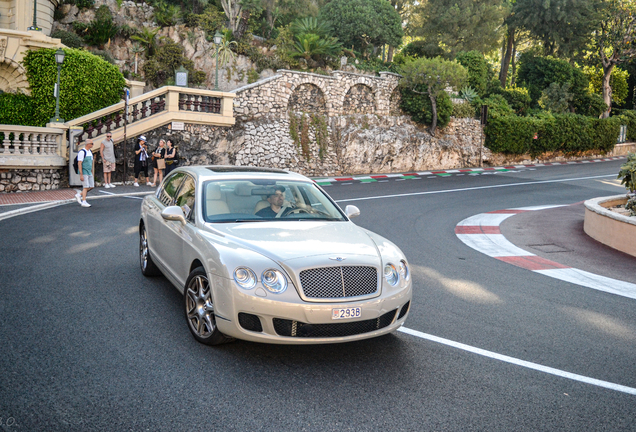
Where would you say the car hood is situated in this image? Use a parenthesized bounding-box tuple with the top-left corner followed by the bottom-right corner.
(207, 221, 379, 262)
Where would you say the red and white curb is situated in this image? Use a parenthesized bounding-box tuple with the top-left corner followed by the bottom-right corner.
(455, 205, 636, 300)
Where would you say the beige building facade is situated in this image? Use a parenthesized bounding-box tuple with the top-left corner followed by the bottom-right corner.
(0, 0, 61, 94)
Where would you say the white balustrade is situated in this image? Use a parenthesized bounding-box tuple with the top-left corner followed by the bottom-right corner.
(0, 125, 66, 168)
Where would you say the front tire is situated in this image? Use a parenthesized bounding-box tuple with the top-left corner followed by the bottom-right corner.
(184, 267, 234, 345)
(140, 224, 161, 277)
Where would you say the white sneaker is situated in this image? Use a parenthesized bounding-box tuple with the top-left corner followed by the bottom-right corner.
(104, 184, 111, 188)
(81, 201, 91, 207)
(146, 182, 153, 186)
(75, 192, 82, 204)
(109, 183, 116, 188)
(134, 182, 139, 187)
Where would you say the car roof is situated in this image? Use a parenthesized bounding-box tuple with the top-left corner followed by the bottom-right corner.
(174, 165, 311, 182)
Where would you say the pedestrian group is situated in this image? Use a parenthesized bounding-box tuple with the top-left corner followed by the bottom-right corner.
(76, 134, 179, 208)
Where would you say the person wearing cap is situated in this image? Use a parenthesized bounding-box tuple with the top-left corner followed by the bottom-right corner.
(100, 132, 116, 188)
(75, 139, 95, 208)
(133, 135, 151, 187)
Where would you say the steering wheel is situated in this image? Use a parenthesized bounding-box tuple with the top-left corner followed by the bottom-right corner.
(285, 208, 311, 215)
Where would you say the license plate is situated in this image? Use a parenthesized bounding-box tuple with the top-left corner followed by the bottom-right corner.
(332, 307, 361, 320)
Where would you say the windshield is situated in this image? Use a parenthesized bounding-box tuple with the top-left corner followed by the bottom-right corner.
(202, 179, 346, 223)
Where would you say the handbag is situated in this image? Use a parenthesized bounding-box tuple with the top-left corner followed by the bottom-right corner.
(157, 158, 166, 169)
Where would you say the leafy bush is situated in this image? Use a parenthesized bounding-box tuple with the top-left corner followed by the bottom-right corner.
(22, 48, 125, 126)
(539, 82, 574, 114)
(0, 93, 39, 126)
(501, 86, 531, 116)
(73, 5, 118, 47)
(517, 53, 588, 107)
(572, 92, 607, 117)
(618, 110, 636, 141)
(143, 41, 207, 87)
(455, 51, 491, 96)
(584, 66, 629, 105)
(185, 5, 225, 34)
(401, 40, 446, 59)
(452, 101, 476, 118)
(400, 89, 453, 129)
(485, 113, 620, 157)
(617, 153, 636, 193)
(50, 29, 85, 48)
(482, 94, 514, 119)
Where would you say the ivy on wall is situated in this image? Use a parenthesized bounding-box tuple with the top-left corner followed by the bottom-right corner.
(22, 48, 125, 126)
(288, 111, 330, 161)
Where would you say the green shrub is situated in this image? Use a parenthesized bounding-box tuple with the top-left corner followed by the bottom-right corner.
(501, 86, 531, 116)
(452, 101, 476, 118)
(185, 6, 226, 33)
(517, 53, 589, 107)
(91, 49, 116, 64)
(50, 29, 85, 48)
(482, 94, 514, 119)
(400, 88, 453, 129)
(485, 113, 619, 157)
(401, 40, 446, 59)
(22, 48, 125, 126)
(573, 92, 607, 117)
(618, 110, 636, 141)
(617, 152, 636, 193)
(0, 93, 39, 126)
(143, 41, 207, 87)
(74, 5, 118, 47)
(455, 51, 491, 96)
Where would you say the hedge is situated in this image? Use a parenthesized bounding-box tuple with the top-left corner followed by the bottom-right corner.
(22, 47, 125, 126)
(0, 93, 38, 126)
(485, 113, 620, 157)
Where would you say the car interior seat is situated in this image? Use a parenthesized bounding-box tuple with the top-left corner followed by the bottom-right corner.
(205, 183, 230, 216)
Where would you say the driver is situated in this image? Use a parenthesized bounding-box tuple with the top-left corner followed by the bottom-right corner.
(256, 186, 287, 218)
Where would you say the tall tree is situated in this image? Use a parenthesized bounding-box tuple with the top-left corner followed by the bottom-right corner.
(399, 57, 467, 136)
(319, 0, 403, 57)
(511, 0, 600, 57)
(411, 0, 507, 57)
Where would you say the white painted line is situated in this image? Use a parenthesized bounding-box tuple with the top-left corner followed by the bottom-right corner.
(445, 170, 460, 173)
(334, 174, 614, 203)
(417, 172, 432, 176)
(536, 268, 636, 300)
(456, 233, 532, 257)
(507, 205, 567, 211)
(340, 182, 353, 185)
(398, 327, 636, 396)
(428, 176, 437, 179)
(0, 200, 74, 221)
(99, 190, 116, 195)
(457, 213, 516, 226)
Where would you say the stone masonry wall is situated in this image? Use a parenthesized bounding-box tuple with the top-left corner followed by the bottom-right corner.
(0, 169, 62, 192)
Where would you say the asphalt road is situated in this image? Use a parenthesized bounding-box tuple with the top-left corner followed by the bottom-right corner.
(0, 160, 634, 431)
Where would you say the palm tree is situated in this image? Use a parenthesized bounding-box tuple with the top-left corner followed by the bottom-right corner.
(130, 43, 145, 74)
(131, 27, 161, 58)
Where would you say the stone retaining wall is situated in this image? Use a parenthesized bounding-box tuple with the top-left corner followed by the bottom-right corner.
(0, 169, 63, 192)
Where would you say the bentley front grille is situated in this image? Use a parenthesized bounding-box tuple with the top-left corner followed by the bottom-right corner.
(299, 266, 378, 299)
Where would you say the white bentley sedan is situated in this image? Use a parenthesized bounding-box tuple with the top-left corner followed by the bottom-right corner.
(139, 166, 412, 345)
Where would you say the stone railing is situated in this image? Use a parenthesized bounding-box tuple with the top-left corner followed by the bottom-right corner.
(0, 125, 67, 168)
(66, 86, 235, 147)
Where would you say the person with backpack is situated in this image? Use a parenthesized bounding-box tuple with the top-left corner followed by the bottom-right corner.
(75, 139, 95, 208)
(164, 139, 179, 175)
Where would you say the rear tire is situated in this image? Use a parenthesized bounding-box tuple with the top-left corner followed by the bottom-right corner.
(140, 224, 161, 277)
(184, 267, 234, 345)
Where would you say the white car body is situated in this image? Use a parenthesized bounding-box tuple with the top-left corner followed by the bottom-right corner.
(139, 166, 412, 345)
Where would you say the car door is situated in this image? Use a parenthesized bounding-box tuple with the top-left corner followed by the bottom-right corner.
(150, 172, 186, 271)
(160, 174, 197, 285)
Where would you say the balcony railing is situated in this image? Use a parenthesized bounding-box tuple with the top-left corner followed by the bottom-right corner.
(0, 125, 66, 168)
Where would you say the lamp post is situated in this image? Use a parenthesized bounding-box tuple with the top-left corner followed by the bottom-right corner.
(27, 0, 41, 31)
(213, 31, 222, 91)
(50, 48, 65, 123)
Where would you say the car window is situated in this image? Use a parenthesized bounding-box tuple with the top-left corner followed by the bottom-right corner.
(174, 175, 196, 221)
(201, 179, 346, 223)
(158, 172, 186, 207)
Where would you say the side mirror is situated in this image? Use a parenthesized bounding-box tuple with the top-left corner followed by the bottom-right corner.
(345, 205, 360, 219)
(161, 206, 186, 225)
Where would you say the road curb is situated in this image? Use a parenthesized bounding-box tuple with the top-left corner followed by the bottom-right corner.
(455, 205, 636, 300)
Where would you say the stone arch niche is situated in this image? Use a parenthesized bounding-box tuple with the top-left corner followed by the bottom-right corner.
(287, 83, 327, 114)
(389, 86, 403, 116)
(343, 84, 375, 114)
(0, 59, 29, 94)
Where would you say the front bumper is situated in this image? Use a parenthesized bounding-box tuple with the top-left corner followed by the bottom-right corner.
(212, 275, 412, 344)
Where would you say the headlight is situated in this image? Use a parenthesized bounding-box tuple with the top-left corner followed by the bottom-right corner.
(234, 267, 257, 289)
(384, 263, 399, 286)
(262, 269, 288, 293)
(398, 260, 409, 281)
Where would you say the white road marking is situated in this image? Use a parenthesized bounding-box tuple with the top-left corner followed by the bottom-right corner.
(536, 268, 636, 300)
(398, 326, 636, 396)
(334, 174, 615, 203)
(456, 233, 531, 257)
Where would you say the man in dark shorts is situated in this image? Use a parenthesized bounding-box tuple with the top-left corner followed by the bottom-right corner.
(255, 186, 287, 218)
